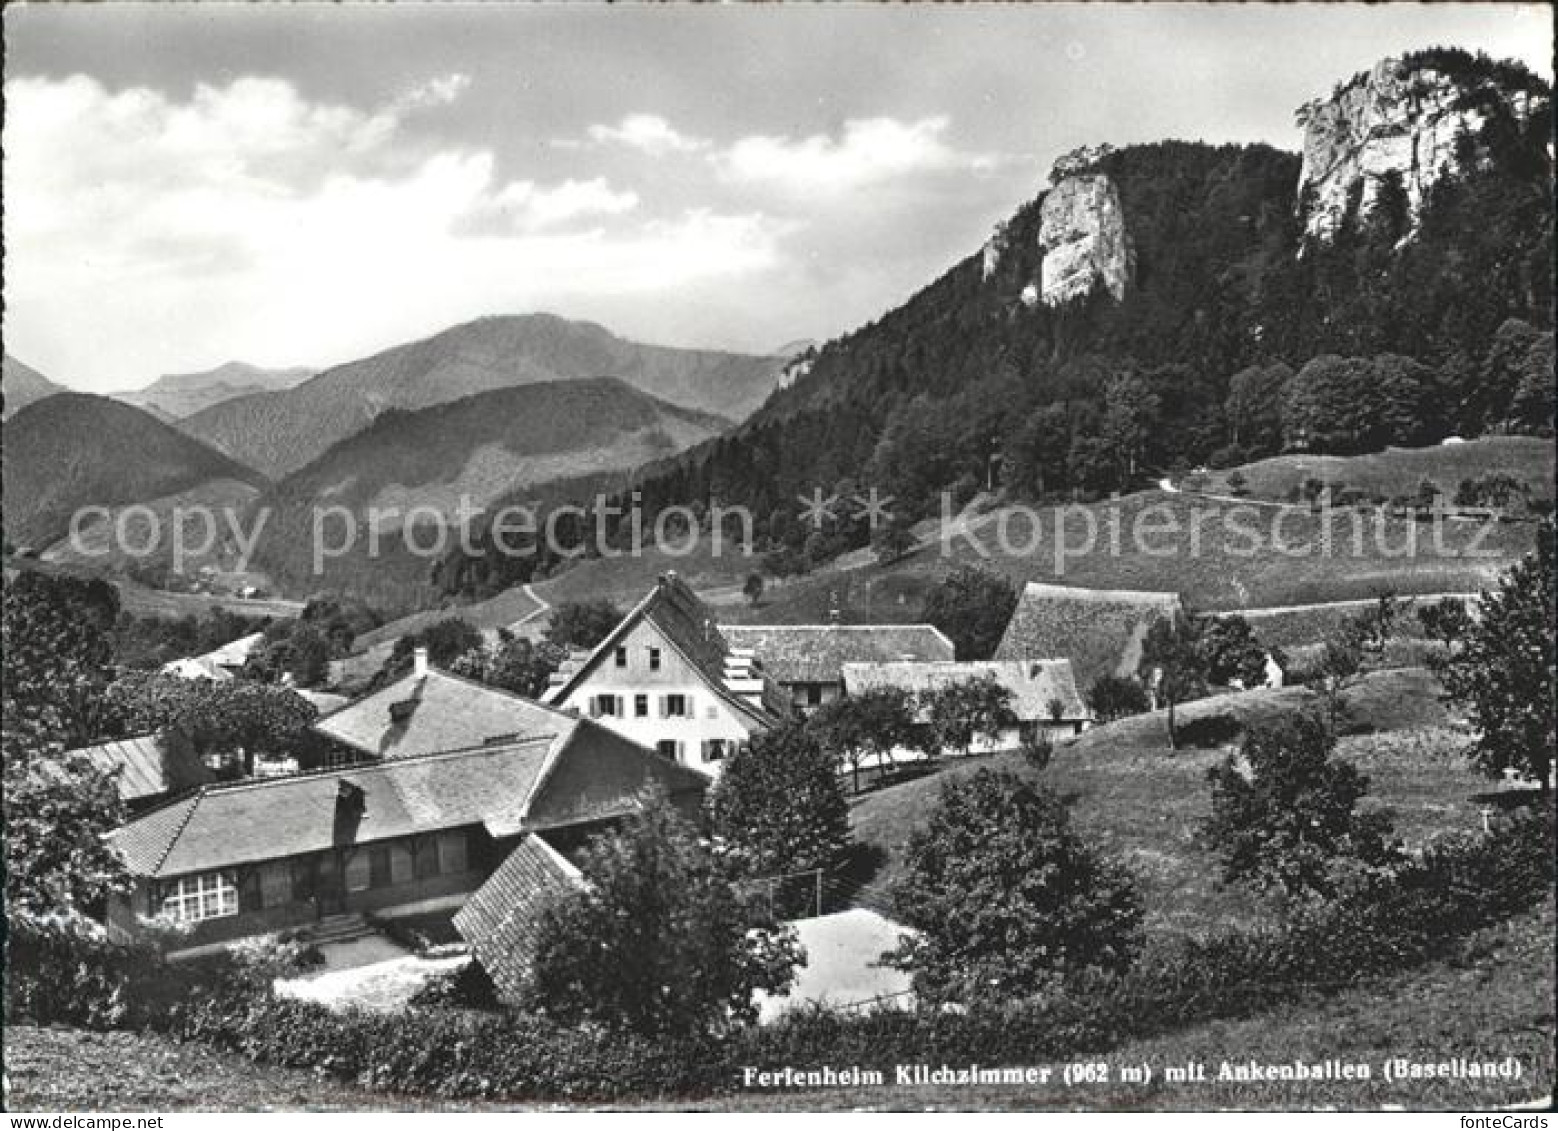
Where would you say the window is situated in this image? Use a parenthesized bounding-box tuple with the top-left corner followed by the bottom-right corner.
(413, 837, 439, 880)
(635, 693, 649, 717)
(260, 862, 291, 908)
(656, 739, 680, 762)
(290, 858, 316, 903)
(807, 684, 824, 706)
(614, 646, 628, 668)
(648, 647, 662, 671)
(369, 846, 393, 888)
(663, 693, 688, 718)
(592, 694, 620, 718)
(161, 872, 239, 923)
(703, 739, 728, 763)
(439, 830, 469, 874)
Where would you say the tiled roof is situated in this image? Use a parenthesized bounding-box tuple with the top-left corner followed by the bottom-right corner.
(109, 673, 710, 880)
(293, 689, 350, 715)
(453, 833, 584, 1006)
(993, 583, 1183, 687)
(840, 659, 1090, 722)
(546, 572, 787, 724)
(53, 734, 212, 803)
(721, 624, 955, 684)
(108, 739, 554, 878)
(314, 667, 581, 761)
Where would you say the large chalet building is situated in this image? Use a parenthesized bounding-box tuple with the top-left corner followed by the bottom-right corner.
(105, 653, 706, 952)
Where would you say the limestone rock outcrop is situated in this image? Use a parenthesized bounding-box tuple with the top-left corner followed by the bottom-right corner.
(1296, 56, 1542, 242)
(1037, 147, 1129, 306)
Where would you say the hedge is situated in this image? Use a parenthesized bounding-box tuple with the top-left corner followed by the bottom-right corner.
(8, 805, 1552, 1101)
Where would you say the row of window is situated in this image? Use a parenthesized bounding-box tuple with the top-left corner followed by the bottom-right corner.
(157, 831, 477, 924)
(592, 692, 706, 719)
(656, 738, 732, 764)
(614, 645, 661, 671)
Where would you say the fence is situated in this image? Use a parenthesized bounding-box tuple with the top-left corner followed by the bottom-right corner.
(739, 867, 898, 921)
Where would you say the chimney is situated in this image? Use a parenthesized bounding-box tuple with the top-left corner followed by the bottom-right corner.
(412, 645, 429, 678)
(333, 780, 366, 843)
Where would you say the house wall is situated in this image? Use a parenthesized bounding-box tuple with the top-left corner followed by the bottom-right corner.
(107, 827, 492, 950)
(555, 618, 758, 775)
(785, 680, 842, 714)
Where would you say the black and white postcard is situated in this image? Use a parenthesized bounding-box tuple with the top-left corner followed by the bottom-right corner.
(3, 1, 1553, 1117)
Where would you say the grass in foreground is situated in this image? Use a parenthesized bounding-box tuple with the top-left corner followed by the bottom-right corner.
(11, 901, 1548, 1112)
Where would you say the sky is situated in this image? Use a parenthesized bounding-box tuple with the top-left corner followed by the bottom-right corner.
(3, 2, 1552, 392)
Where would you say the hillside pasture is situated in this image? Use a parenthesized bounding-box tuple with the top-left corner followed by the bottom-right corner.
(738, 489, 1533, 626)
(847, 669, 1494, 938)
(1204, 436, 1554, 505)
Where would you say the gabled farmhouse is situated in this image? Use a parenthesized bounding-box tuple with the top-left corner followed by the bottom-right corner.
(721, 623, 956, 714)
(50, 733, 213, 814)
(840, 658, 1092, 755)
(544, 572, 788, 774)
(105, 662, 706, 952)
(994, 583, 1183, 688)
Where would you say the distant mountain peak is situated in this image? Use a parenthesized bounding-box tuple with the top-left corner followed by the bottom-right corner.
(180, 313, 784, 478)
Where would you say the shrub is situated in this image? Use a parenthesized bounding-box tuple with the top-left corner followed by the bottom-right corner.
(889, 770, 1144, 1002)
(1203, 711, 1401, 898)
(407, 959, 501, 1011)
(1087, 673, 1150, 721)
(526, 792, 803, 1038)
(1020, 733, 1053, 773)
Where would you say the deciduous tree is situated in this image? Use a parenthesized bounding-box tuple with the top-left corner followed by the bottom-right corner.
(525, 792, 801, 1037)
(889, 769, 1143, 1002)
(1433, 529, 1554, 792)
(1203, 711, 1399, 897)
(708, 721, 853, 877)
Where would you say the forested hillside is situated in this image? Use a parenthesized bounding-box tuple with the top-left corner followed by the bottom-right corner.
(430, 55, 1551, 601)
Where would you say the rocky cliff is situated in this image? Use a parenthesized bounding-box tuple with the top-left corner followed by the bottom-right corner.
(1296, 55, 1544, 242)
(1038, 166, 1130, 305)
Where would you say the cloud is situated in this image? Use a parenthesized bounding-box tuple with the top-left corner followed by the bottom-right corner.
(715, 115, 1008, 194)
(393, 72, 473, 113)
(581, 113, 710, 156)
(2, 76, 782, 387)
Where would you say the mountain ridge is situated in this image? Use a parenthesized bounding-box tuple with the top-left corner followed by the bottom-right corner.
(1, 354, 69, 419)
(113, 361, 317, 419)
(179, 313, 786, 478)
(1, 393, 270, 549)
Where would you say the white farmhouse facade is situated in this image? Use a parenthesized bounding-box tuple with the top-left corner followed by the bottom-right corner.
(544, 573, 787, 776)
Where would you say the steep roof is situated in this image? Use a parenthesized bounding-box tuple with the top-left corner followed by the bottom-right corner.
(314, 667, 581, 761)
(840, 659, 1090, 723)
(545, 572, 786, 724)
(453, 833, 584, 1006)
(993, 583, 1183, 687)
(109, 712, 708, 879)
(52, 734, 212, 804)
(721, 624, 955, 684)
